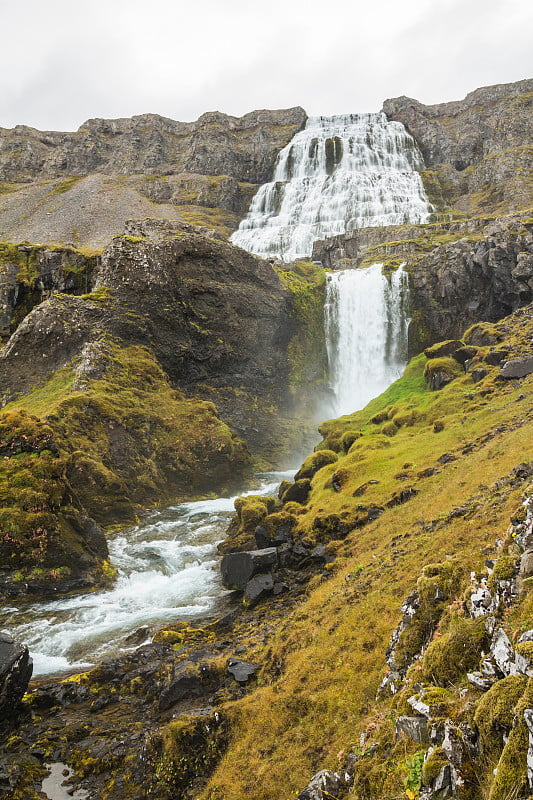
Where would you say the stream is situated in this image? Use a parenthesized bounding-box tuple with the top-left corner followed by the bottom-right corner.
(2, 471, 293, 678)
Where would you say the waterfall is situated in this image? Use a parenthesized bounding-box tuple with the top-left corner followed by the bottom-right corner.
(230, 112, 432, 261)
(324, 264, 409, 417)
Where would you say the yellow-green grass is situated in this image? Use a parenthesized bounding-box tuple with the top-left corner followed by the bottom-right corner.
(195, 319, 533, 799)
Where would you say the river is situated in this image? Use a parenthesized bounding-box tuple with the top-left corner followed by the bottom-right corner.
(2, 471, 293, 678)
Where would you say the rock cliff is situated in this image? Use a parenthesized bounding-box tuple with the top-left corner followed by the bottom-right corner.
(0, 108, 306, 248)
(383, 78, 533, 217)
(313, 212, 533, 352)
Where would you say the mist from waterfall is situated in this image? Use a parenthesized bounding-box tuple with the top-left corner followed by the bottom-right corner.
(230, 112, 432, 261)
(324, 264, 409, 417)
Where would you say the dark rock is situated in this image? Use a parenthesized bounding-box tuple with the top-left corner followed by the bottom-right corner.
(438, 453, 457, 464)
(485, 348, 510, 365)
(0, 632, 33, 714)
(220, 547, 278, 591)
(453, 345, 478, 365)
(227, 659, 260, 684)
(470, 367, 488, 382)
(158, 661, 216, 711)
(396, 715, 429, 744)
(311, 545, 328, 561)
(29, 681, 91, 709)
(243, 573, 274, 606)
(500, 355, 533, 379)
(281, 479, 312, 505)
(424, 340, 464, 359)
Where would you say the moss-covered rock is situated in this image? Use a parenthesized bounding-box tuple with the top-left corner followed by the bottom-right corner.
(420, 616, 489, 686)
(295, 449, 338, 480)
(424, 356, 463, 390)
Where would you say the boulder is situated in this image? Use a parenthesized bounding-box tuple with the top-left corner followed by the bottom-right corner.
(396, 715, 429, 744)
(220, 547, 277, 590)
(227, 659, 260, 684)
(500, 355, 533, 379)
(281, 479, 312, 505)
(0, 632, 33, 714)
(297, 769, 351, 800)
(243, 573, 274, 606)
(158, 661, 215, 711)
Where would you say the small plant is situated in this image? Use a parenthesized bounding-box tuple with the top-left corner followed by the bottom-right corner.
(404, 749, 425, 798)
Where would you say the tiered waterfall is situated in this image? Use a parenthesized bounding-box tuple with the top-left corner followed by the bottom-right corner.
(230, 112, 432, 261)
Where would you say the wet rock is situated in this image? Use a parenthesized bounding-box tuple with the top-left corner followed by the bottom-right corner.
(500, 355, 533, 379)
(243, 573, 274, 606)
(29, 681, 92, 709)
(396, 715, 429, 744)
(226, 659, 259, 684)
(0, 632, 33, 714)
(220, 547, 278, 590)
(297, 769, 352, 800)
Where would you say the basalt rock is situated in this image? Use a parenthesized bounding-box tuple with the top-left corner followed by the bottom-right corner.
(0, 632, 33, 715)
(0, 108, 307, 249)
(383, 79, 533, 217)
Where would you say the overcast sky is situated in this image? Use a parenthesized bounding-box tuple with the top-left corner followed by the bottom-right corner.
(1, 0, 531, 131)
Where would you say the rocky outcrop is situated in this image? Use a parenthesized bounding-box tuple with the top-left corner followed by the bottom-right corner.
(313, 214, 533, 352)
(0, 220, 296, 452)
(0, 108, 306, 248)
(0, 243, 95, 341)
(0, 108, 306, 184)
(0, 632, 32, 715)
(383, 79, 533, 216)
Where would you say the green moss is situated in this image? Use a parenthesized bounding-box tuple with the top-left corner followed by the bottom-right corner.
(424, 357, 463, 390)
(492, 554, 517, 581)
(295, 449, 338, 480)
(420, 616, 489, 686)
(474, 675, 528, 761)
(393, 561, 464, 675)
(421, 747, 449, 787)
(158, 712, 228, 796)
(274, 262, 328, 399)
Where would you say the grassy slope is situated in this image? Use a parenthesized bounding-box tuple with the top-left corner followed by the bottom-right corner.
(197, 310, 533, 800)
(0, 336, 250, 584)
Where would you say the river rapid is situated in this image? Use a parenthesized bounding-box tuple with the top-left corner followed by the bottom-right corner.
(2, 471, 293, 678)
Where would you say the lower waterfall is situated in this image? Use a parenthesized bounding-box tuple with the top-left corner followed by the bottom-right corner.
(324, 264, 409, 417)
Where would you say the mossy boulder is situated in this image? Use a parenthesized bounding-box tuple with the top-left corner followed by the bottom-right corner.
(295, 450, 338, 480)
(423, 357, 463, 390)
(474, 674, 528, 760)
(420, 616, 489, 686)
(218, 495, 277, 553)
(423, 339, 464, 360)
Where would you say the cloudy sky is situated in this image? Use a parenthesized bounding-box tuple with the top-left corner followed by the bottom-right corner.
(1, 0, 531, 131)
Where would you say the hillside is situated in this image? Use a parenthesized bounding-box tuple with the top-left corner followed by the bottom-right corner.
(0, 78, 533, 800)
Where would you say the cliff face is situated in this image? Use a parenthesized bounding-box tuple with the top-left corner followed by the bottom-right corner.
(0, 108, 306, 248)
(383, 79, 533, 217)
(313, 213, 533, 352)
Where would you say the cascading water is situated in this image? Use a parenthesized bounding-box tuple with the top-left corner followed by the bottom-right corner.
(230, 112, 433, 261)
(7, 112, 428, 679)
(324, 264, 409, 417)
(3, 472, 293, 676)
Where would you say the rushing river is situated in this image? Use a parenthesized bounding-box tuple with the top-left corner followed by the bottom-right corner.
(2, 471, 293, 678)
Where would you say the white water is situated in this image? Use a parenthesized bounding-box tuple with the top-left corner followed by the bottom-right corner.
(2, 472, 293, 677)
(230, 112, 432, 261)
(324, 264, 409, 417)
